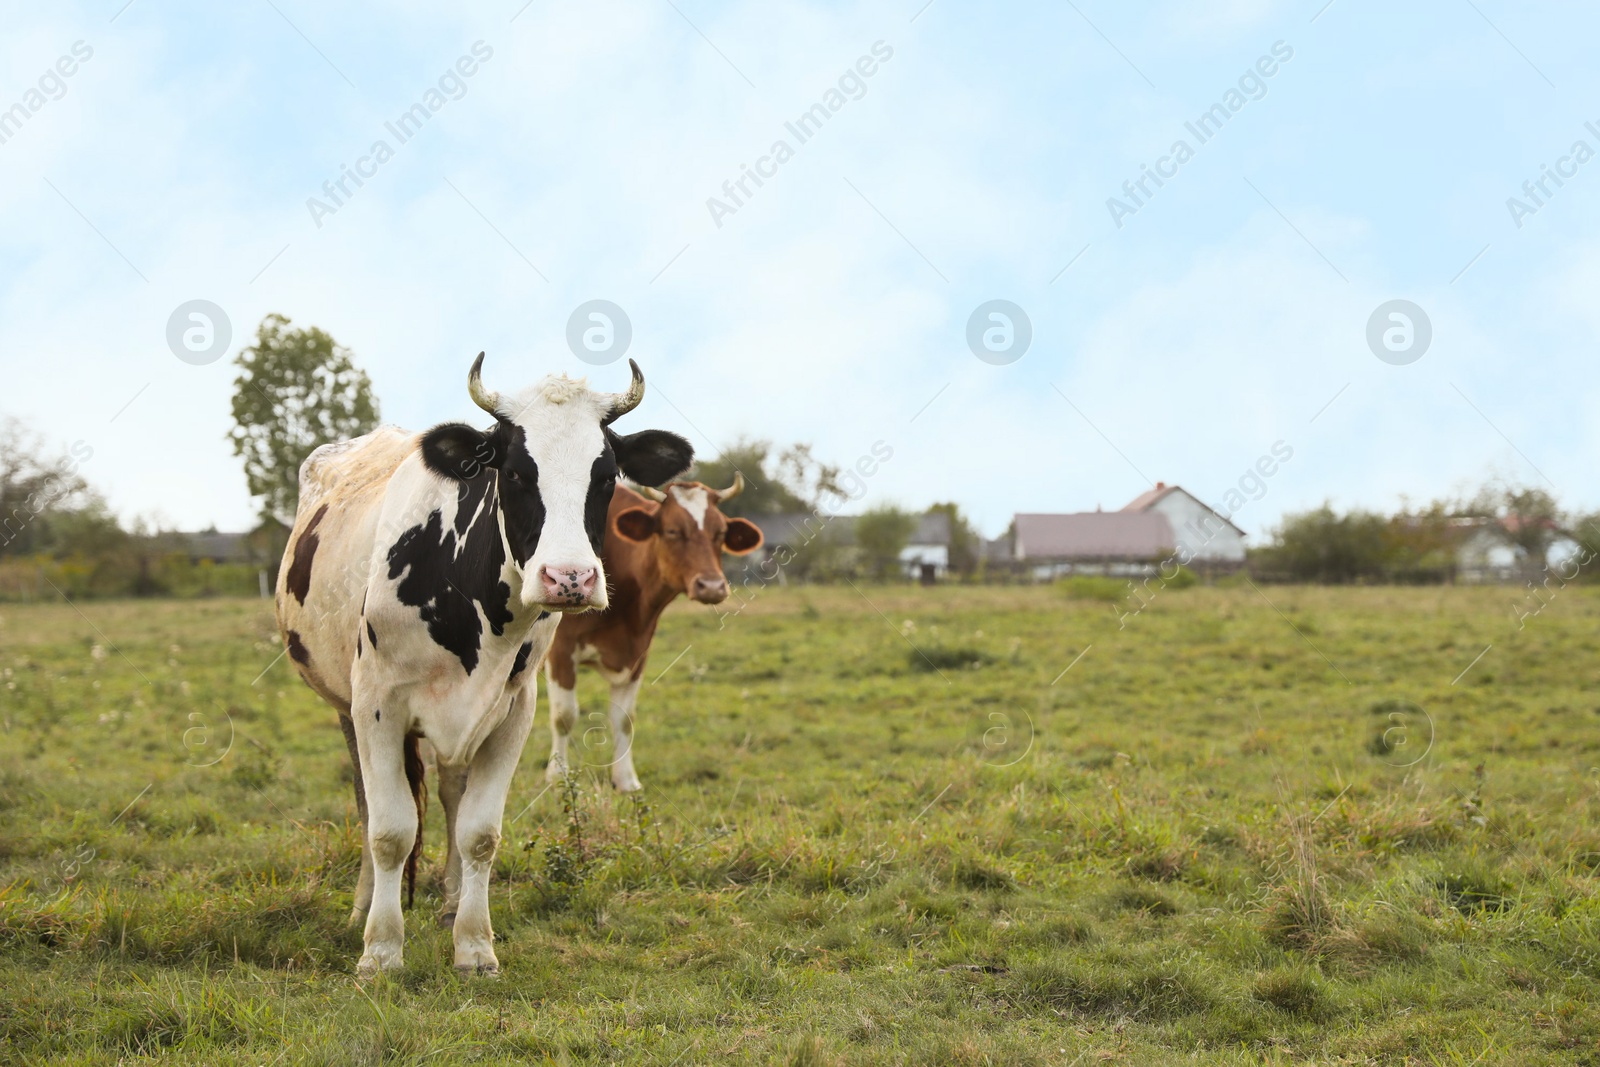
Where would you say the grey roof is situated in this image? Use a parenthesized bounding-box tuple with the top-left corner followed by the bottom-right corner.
(751, 509, 951, 550)
(978, 534, 1013, 562)
(909, 510, 951, 546)
(751, 512, 853, 548)
(1013, 512, 1175, 561)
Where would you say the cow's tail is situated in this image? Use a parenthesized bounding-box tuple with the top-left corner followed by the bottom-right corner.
(403, 733, 427, 909)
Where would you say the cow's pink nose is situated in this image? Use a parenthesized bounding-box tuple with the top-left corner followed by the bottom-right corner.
(691, 576, 728, 603)
(539, 565, 598, 603)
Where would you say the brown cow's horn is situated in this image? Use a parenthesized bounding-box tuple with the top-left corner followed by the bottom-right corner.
(633, 483, 667, 502)
(715, 471, 744, 502)
(603, 359, 645, 424)
(468, 352, 503, 416)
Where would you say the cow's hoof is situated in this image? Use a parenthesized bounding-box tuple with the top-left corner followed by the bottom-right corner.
(356, 951, 402, 979)
(612, 776, 643, 793)
(436, 910, 457, 929)
(454, 940, 500, 975)
(347, 906, 368, 927)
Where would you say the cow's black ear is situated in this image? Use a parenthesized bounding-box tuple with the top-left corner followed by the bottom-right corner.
(612, 430, 693, 488)
(421, 422, 500, 480)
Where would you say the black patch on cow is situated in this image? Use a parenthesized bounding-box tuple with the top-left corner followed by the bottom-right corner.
(356, 630, 362, 657)
(285, 504, 329, 605)
(508, 641, 533, 682)
(608, 428, 694, 488)
(386, 472, 514, 675)
(375, 709, 381, 721)
(537, 611, 550, 621)
(286, 631, 309, 665)
(366, 621, 378, 649)
(584, 446, 619, 555)
(494, 425, 546, 567)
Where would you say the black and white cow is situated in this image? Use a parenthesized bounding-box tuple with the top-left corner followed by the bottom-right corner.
(275, 355, 691, 976)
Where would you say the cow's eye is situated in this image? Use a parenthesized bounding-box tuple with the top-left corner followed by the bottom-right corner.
(505, 470, 522, 484)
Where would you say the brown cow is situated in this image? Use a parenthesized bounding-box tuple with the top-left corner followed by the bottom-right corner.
(544, 474, 762, 790)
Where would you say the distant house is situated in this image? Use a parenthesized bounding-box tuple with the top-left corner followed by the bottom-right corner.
(184, 528, 256, 564)
(1452, 516, 1573, 584)
(900, 510, 952, 582)
(1002, 482, 1245, 579)
(735, 511, 851, 584)
(1120, 482, 1246, 566)
(736, 508, 956, 583)
(1011, 510, 1175, 578)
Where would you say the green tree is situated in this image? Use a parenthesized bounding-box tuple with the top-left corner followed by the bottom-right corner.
(688, 438, 843, 518)
(1257, 505, 1391, 583)
(856, 505, 916, 581)
(228, 314, 380, 525)
(1569, 512, 1600, 583)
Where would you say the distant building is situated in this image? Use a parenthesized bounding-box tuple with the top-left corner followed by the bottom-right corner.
(1451, 516, 1572, 584)
(1003, 482, 1245, 579)
(1011, 510, 1175, 578)
(737, 508, 956, 583)
(1120, 482, 1246, 566)
(184, 528, 256, 564)
(899, 510, 952, 582)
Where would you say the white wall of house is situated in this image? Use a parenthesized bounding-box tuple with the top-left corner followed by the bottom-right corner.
(901, 543, 949, 577)
(1148, 492, 1246, 563)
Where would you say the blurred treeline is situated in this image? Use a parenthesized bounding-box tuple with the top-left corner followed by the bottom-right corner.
(1249, 487, 1599, 585)
(5, 408, 1595, 600)
(0, 418, 271, 601)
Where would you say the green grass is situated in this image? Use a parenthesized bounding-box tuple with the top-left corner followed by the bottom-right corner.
(2, 584, 1599, 1064)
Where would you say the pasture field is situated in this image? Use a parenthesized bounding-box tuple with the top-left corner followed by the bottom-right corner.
(2, 583, 1599, 1065)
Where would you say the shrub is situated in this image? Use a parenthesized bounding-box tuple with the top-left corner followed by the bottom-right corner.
(1055, 576, 1125, 602)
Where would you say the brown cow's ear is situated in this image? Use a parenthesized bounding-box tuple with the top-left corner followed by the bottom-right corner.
(613, 507, 658, 542)
(722, 517, 763, 555)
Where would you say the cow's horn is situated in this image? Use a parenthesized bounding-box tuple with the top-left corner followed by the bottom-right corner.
(633, 483, 667, 502)
(603, 359, 645, 424)
(715, 471, 744, 502)
(468, 352, 502, 416)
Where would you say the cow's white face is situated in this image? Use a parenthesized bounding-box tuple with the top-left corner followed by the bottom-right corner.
(405, 358, 693, 618)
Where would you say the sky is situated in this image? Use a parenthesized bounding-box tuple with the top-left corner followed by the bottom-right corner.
(1, 0, 1596, 540)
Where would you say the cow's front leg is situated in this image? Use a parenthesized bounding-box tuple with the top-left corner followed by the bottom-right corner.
(436, 762, 469, 928)
(607, 673, 644, 792)
(353, 697, 416, 978)
(452, 686, 535, 975)
(545, 660, 578, 782)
